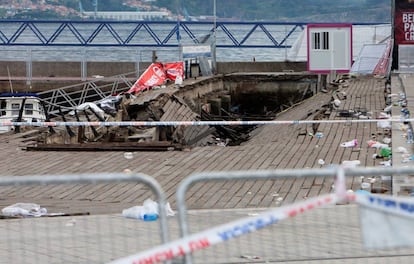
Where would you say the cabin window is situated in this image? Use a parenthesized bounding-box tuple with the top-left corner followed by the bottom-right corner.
(25, 103, 33, 115)
(12, 103, 20, 116)
(312, 31, 330, 50)
(0, 100, 6, 116)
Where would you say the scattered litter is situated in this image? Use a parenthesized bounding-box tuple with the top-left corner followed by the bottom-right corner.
(372, 154, 383, 159)
(402, 155, 414, 163)
(241, 255, 261, 260)
(65, 218, 76, 227)
(383, 105, 392, 112)
(380, 147, 392, 158)
(337, 110, 353, 117)
(377, 120, 391, 128)
(407, 128, 414, 143)
(315, 132, 324, 139)
(123, 152, 134, 159)
(2, 203, 47, 217)
(361, 182, 371, 189)
(122, 199, 175, 221)
(318, 159, 325, 165)
(382, 137, 392, 144)
(378, 112, 391, 119)
(340, 139, 358, 148)
(342, 160, 360, 167)
(356, 189, 371, 195)
(380, 160, 392, 166)
(387, 93, 399, 98)
(247, 213, 259, 216)
(367, 140, 388, 149)
(68, 102, 105, 120)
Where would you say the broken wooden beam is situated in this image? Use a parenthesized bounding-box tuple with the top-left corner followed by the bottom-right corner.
(26, 141, 183, 151)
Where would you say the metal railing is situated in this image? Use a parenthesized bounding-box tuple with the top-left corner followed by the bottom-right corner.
(2, 167, 414, 263)
(37, 71, 136, 117)
(0, 172, 170, 264)
(0, 20, 388, 49)
(170, 166, 414, 264)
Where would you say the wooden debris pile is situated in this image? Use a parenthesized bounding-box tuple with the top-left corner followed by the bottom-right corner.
(26, 90, 247, 151)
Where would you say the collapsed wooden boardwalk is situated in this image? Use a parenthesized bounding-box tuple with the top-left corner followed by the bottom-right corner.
(0, 75, 388, 215)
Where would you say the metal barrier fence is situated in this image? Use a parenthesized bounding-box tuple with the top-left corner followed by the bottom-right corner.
(156, 166, 414, 264)
(168, 167, 414, 263)
(2, 167, 414, 264)
(0, 173, 170, 264)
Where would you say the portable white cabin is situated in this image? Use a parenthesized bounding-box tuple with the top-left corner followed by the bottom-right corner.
(307, 24, 353, 73)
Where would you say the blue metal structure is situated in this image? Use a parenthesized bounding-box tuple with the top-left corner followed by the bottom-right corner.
(0, 20, 309, 48)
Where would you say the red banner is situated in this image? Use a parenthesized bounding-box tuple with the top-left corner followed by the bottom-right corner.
(164, 62, 184, 81)
(127, 63, 166, 93)
(128, 62, 185, 94)
(395, 0, 414, 45)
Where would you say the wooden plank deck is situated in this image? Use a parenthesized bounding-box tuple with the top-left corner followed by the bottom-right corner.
(0, 74, 389, 215)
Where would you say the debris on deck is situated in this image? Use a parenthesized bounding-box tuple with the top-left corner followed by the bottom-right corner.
(10, 70, 347, 152)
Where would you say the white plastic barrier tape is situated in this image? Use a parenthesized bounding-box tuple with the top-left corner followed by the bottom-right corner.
(0, 117, 408, 127)
(353, 191, 414, 219)
(352, 192, 414, 249)
(109, 193, 340, 264)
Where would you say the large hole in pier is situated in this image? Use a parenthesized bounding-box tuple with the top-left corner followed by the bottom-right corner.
(195, 78, 317, 146)
(24, 74, 319, 150)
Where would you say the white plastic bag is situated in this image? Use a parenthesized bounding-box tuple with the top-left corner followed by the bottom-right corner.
(2, 203, 47, 217)
(377, 120, 391, 129)
(122, 199, 175, 220)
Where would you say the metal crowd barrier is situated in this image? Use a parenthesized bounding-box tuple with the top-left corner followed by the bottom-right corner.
(0, 173, 170, 264)
(112, 166, 414, 264)
(3, 167, 414, 264)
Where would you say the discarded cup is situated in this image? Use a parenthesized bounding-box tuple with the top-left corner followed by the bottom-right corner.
(123, 152, 134, 160)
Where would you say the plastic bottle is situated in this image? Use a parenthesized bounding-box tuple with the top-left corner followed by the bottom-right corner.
(143, 213, 158, 221)
(407, 128, 414, 144)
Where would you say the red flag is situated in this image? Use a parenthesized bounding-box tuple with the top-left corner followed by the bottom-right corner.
(128, 63, 166, 94)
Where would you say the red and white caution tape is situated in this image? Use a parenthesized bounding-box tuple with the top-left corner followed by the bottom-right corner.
(109, 193, 340, 264)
